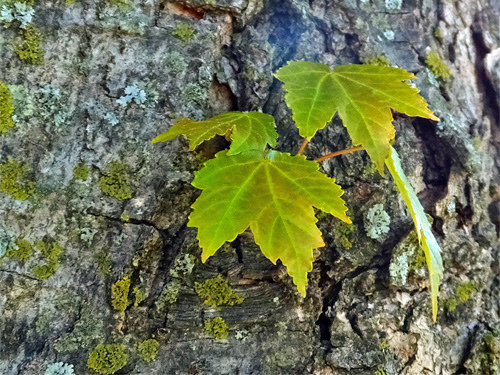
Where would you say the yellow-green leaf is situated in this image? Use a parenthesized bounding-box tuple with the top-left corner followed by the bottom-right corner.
(385, 147, 443, 321)
(189, 150, 351, 295)
(152, 111, 278, 155)
(275, 62, 438, 173)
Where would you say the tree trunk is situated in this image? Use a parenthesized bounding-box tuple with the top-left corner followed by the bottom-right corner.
(0, 0, 499, 374)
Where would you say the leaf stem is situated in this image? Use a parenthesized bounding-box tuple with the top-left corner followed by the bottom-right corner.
(315, 146, 364, 162)
(296, 139, 309, 155)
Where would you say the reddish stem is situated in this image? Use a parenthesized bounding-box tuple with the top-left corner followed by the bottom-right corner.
(315, 146, 364, 162)
(296, 139, 309, 156)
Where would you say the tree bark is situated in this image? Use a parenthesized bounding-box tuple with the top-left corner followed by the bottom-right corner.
(0, 0, 499, 374)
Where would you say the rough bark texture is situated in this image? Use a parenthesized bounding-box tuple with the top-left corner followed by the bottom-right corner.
(0, 0, 499, 374)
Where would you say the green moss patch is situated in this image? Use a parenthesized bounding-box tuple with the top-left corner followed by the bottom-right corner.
(138, 339, 159, 362)
(120, 210, 130, 222)
(132, 286, 144, 306)
(442, 281, 478, 312)
(0, 157, 36, 200)
(204, 316, 228, 339)
(426, 52, 451, 79)
(194, 274, 244, 308)
(363, 55, 391, 67)
(111, 276, 130, 312)
(95, 249, 112, 277)
(6, 238, 33, 261)
(99, 161, 134, 200)
(337, 222, 356, 249)
(73, 163, 90, 181)
(456, 281, 478, 302)
(172, 24, 195, 43)
(32, 240, 63, 279)
(410, 245, 426, 270)
(109, 0, 130, 10)
(15, 24, 44, 65)
(0, 82, 15, 134)
(87, 343, 128, 375)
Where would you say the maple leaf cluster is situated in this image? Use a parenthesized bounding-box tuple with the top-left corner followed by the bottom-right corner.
(154, 62, 443, 319)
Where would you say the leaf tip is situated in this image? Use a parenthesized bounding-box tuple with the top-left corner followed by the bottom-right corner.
(377, 164, 386, 177)
(297, 284, 307, 297)
(151, 134, 163, 144)
(152, 130, 178, 144)
(432, 298, 438, 322)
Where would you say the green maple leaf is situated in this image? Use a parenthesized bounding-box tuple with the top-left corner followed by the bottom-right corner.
(385, 147, 443, 321)
(189, 150, 351, 295)
(152, 111, 278, 155)
(275, 61, 438, 173)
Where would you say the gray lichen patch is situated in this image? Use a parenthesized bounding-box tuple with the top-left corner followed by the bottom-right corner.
(365, 203, 391, 240)
(389, 231, 421, 286)
(0, 226, 17, 258)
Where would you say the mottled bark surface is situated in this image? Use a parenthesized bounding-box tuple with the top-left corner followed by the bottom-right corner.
(0, 0, 499, 374)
